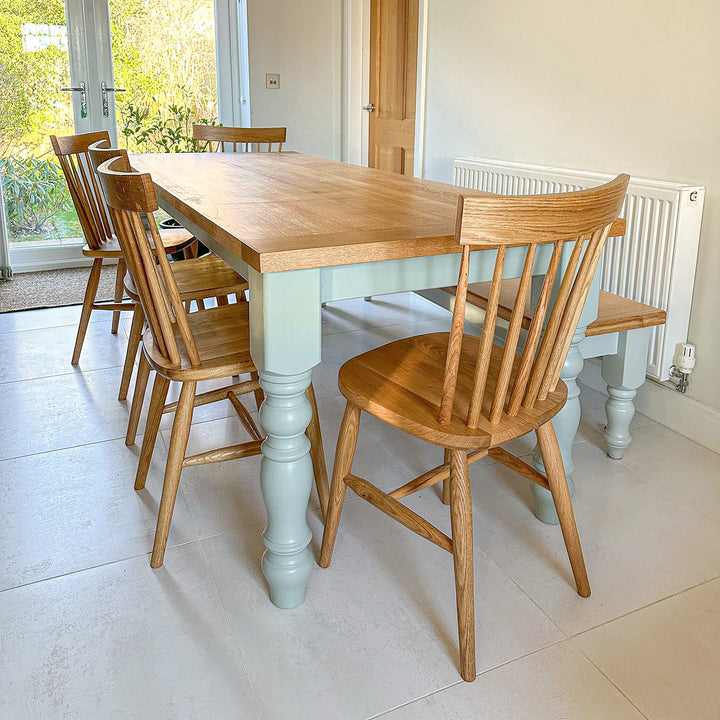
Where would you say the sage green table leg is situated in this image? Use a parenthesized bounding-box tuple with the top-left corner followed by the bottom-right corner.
(531, 325, 586, 525)
(249, 267, 322, 609)
(601, 327, 652, 460)
(259, 369, 315, 608)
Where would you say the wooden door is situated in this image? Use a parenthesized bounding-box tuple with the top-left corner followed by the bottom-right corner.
(367, 0, 418, 175)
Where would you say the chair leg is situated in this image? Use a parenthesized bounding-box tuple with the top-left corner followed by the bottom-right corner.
(305, 384, 329, 520)
(72, 257, 103, 364)
(126, 353, 152, 447)
(536, 421, 591, 598)
(319, 402, 361, 567)
(441, 449, 451, 505)
(118, 303, 144, 401)
(448, 449, 476, 682)
(111, 258, 126, 334)
(135, 373, 170, 490)
(182, 240, 198, 259)
(250, 370, 264, 411)
(216, 295, 229, 306)
(151, 380, 196, 568)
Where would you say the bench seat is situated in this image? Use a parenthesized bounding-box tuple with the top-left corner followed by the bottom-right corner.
(444, 279, 666, 337)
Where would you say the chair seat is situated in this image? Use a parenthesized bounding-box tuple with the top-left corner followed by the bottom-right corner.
(338, 332, 567, 450)
(82, 239, 124, 258)
(170, 255, 248, 298)
(82, 227, 194, 258)
(143, 302, 255, 382)
(124, 255, 248, 302)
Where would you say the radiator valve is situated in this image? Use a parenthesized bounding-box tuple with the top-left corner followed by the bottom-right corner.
(670, 343, 696, 393)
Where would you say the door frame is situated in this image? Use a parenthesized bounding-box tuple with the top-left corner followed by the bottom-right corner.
(342, 0, 428, 176)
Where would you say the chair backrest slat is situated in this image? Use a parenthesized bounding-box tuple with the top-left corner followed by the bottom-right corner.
(489, 243, 536, 424)
(522, 235, 586, 408)
(192, 125, 286, 153)
(439, 244, 471, 425)
(95, 156, 202, 368)
(441, 174, 629, 429)
(538, 225, 611, 400)
(465, 245, 506, 428)
(50, 131, 113, 250)
(506, 239, 564, 415)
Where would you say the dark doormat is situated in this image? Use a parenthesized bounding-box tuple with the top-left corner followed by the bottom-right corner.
(0, 266, 117, 313)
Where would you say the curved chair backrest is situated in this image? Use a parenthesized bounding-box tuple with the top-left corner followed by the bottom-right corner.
(87, 138, 128, 173)
(439, 174, 629, 428)
(50, 131, 114, 250)
(192, 124, 286, 153)
(95, 156, 200, 368)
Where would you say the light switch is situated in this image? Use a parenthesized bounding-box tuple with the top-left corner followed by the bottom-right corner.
(266, 73, 280, 89)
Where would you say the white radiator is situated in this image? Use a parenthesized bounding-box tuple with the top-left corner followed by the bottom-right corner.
(452, 157, 705, 382)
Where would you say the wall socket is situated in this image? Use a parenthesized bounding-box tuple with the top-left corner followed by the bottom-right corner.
(266, 73, 280, 89)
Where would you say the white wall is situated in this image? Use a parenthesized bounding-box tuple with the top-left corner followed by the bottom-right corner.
(420, 0, 720, 444)
(246, 0, 343, 160)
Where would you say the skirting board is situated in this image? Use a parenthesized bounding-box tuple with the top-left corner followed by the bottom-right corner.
(9, 245, 118, 273)
(579, 359, 720, 455)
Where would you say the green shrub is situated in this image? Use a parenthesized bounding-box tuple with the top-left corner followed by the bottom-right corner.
(120, 95, 216, 153)
(0, 156, 71, 235)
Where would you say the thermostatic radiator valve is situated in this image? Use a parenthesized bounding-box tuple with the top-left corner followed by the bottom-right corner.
(670, 343, 696, 393)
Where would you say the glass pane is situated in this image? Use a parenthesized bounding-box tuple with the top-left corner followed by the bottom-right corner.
(0, 1, 82, 247)
(109, 0, 218, 153)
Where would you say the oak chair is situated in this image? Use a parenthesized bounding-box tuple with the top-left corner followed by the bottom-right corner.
(319, 175, 630, 681)
(96, 155, 328, 568)
(86, 139, 253, 414)
(50, 131, 196, 365)
(192, 124, 287, 153)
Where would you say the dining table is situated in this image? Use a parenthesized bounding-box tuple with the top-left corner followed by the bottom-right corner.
(131, 151, 619, 610)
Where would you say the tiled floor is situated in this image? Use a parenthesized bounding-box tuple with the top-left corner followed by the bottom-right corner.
(1, 293, 719, 720)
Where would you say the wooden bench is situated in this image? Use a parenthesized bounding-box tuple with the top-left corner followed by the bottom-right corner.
(457, 279, 666, 339)
(437, 278, 666, 459)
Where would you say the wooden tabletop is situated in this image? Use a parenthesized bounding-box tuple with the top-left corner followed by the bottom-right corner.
(131, 152, 488, 273)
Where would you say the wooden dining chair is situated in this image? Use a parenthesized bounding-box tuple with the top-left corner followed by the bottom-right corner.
(50, 131, 197, 365)
(86, 139, 253, 414)
(192, 124, 286, 153)
(319, 174, 629, 681)
(95, 155, 328, 569)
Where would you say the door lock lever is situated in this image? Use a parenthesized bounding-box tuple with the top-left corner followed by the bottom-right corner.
(60, 80, 87, 118)
(101, 81, 126, 117)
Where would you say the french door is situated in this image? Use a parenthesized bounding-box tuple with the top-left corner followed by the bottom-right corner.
(65, 0, 117, 140)
(1, 0, 247, 272)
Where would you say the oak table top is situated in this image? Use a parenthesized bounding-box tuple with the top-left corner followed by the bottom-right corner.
(131, 151, 490, 273)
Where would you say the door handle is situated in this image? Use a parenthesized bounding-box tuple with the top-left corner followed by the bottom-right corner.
(363, 103, 375, 112)
(60, 81, 87, 118)
(101, 81, 126, 117)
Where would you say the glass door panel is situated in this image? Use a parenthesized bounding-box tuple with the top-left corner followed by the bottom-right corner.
(0, 1, 83, 249)
(108, 0, 218, 153)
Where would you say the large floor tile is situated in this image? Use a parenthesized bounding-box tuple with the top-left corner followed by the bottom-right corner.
(202, 501, 564, 720)
(0, 436, 204, 592)
(0, 543, 261, 720)
(619, 422, 720, 524)
(0, 304, 102, 334)
(461, 441, 720, 635)
(576, 578, 720, 720)
(0, 319, 128, 383)
(379, 640, 646, 720)
(0, 367, 140, 460)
